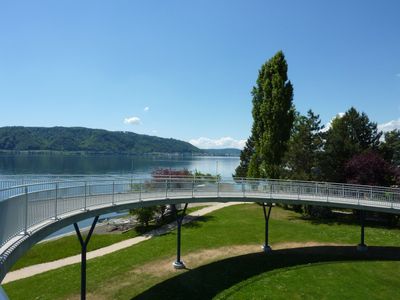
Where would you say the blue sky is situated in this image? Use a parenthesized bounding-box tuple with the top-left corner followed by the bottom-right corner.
(1, 1, 399, 149)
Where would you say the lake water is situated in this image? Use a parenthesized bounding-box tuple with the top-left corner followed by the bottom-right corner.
(0, 154, 240, 238)
(0, 154, 239, 178)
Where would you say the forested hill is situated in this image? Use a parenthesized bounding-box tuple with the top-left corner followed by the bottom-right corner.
(0, 126, 201, 154)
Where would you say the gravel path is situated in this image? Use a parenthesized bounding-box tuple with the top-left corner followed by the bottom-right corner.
(3, 202, 244, 283)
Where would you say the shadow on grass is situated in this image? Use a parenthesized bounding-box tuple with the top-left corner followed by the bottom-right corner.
(286, 212, 400, 230)
(184, 215, 214, 229)
(132, 245, 400, 300)
(299, 217, 400, 229)
(134, 215, 215, 238)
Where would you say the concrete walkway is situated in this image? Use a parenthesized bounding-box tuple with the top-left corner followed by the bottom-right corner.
(3, 202, 244, 283)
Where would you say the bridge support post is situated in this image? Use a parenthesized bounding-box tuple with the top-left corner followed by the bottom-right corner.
(357, 210, 368, 252)
(262, 203, 272, 253)
(173, 203, 188, 269)
(74, 216, 99, 300)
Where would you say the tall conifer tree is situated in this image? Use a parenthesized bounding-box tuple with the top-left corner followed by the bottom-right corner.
(238, 51, 294, 178)
(283, 110, 324, 180)
(234, 136, 254, 178)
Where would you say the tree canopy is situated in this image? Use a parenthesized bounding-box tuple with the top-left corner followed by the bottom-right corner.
(283, 110, 324, 181)
(234, 136, 254, 178)
(380, 129, 400, 167)
(345, 151, 394, 186)
(237, 51, 294, 179)
(321, 107, 381, 182)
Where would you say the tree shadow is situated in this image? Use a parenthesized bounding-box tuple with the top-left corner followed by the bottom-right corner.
(134, 215, 214, 237)
(183, 215, 214, 229)
(132, 245, 400, 300)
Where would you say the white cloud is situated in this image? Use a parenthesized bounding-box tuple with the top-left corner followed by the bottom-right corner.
(151, 130, 158, 134)
(144, 106, 150, 112)
(378, 118, 400, 132)
(189, 137, 246, 149)
(321, 112, 345, 132)
(124, 116, 141, 125)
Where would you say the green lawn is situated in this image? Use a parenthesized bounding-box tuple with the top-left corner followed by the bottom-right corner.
(214, 261, 400, 300)
(11, 231, 139, 271)
(12, 205, 208, 271)
(136, 247, 400, 300)
(4, 204, 400, 299)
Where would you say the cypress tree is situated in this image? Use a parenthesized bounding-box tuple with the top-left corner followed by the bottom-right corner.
(243, 51, 294, 178)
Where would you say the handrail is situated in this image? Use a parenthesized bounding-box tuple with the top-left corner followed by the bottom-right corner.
(0, 175, 140, 193)
(1, 175, 399, 193)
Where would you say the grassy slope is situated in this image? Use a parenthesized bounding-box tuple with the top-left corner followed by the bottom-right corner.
(4, 204, 400, 299)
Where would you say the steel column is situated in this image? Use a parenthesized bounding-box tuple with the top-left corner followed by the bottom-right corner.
(262, 203, 272, 253)
(297, 185, 300, 200)
(357, 210, 368, 252)
(112, 181, 115, 205)
(54, 182, 58, 219)
(192, 178, 195, 198)
(84, 182, 87, 211)
(74, 216, 99, 300)
(326, 185, 329, 202)
(139, 181, 142, 200)
(24, 186, 29, 235)
(173, 203, 188, 269)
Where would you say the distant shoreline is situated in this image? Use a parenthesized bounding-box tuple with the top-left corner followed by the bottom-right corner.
(0, 150, 240, 157)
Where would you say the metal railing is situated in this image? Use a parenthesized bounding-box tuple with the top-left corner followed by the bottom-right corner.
(0, 174, 142, 190)
(1, 176, 400, 252)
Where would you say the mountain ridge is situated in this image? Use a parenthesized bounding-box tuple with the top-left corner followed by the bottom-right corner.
(0, 126, 241, 156)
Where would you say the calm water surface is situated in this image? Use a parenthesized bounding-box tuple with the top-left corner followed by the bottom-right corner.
(0, 154, 239, 178)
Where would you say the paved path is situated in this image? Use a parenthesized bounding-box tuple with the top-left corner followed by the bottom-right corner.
(3, 202, 243, 283)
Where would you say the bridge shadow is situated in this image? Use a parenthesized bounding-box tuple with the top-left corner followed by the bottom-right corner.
(132, 245, 400, 300)
(287, 212, 400, 229)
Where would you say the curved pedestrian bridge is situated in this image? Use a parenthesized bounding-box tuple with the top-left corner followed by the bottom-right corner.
(0, 176, 399, 298)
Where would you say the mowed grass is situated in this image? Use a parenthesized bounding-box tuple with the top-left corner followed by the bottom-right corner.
(136, 247, 400, 300)
(12, 205, 208, 270)
(11, 231, 139, 271)
(4, 204, 400, 299)
(214, 260, 400, 300)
